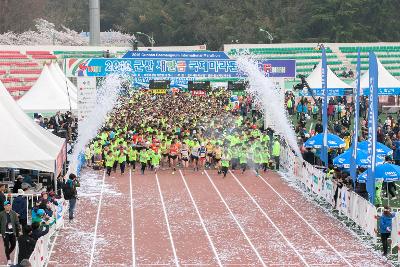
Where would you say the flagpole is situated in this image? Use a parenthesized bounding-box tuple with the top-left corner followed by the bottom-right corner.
(321, 45, 328, 168)
(350, 49, 361, 188)
(367, 52, 378, 204)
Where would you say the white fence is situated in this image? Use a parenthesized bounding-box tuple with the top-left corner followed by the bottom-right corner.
(280, 145, 378, 241)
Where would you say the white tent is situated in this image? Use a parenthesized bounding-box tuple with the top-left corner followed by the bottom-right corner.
(0, 80, 65, 173)
(357, 58, 400, 94)
(306, 62, 352, 93)
(49, 63, 78, 101)
(18, 65, 77, 113)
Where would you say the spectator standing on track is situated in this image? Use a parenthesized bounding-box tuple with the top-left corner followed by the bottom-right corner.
(63, 174, 79, 221)
(379, 206, 395, 256)
(272, 137, 281, 170)
(0, 201, 20, 265)
(17, 225, 36, 265)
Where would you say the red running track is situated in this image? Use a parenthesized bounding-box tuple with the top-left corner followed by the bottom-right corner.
(47, 167, 391, 267)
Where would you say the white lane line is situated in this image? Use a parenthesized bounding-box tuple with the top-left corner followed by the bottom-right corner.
(129, 169, 136, 267)
(228, 170, 309, 266)
(257, 173, 353, 267)
(204, 170, 267, 267)
(179, 170, 223, 267)
(89, 170, 106, 267)
(155, 173, 180, 267)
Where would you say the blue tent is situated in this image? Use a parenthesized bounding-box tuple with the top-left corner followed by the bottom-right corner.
(333, 148, 384, 168)
(358, 163, 400, 183)
(357, 141, 392, 157)
(304, 133, 345, 149)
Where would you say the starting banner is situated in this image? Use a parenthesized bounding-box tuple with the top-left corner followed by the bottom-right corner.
(65, 58, 296, 79)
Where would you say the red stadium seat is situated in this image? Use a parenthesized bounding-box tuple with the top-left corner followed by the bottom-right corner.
(31, 54, 57, 59)
(1, 78, 22, 83)
(10, 69, 42, 74)
(23, 77, 38, 82)
(26, 51, 51, 55)
(7, 85, 31, 92)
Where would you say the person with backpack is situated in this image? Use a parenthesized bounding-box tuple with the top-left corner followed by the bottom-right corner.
(63, 174, 79, 221)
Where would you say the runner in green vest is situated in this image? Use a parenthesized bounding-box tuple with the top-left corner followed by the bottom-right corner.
(127, 143, 137, 170)
(260, 143, 270, 172)
(272, 137, 281, 170)
(220, 149, 231, 178)
(118, 146, 127, 174)
(239, 144, 248, 174)
(139, 149, 148, 175)
(151, 152, 162, 173)
(253, 147, 263, 176)
(105, 151, 114, 176)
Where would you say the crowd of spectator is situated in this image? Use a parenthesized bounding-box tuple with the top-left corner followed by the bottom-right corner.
(34, 111, 78, 143)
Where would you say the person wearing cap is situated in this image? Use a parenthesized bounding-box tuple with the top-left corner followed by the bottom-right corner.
(12, 189, 27, 227)
(379, 206, 396, 256)
(0, 200, 20, 265)
(63, 173, 78, 221)
(12, 175, 24, 194)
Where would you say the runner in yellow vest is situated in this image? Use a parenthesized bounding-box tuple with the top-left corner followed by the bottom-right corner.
(272, 137, 281, 171)
(105, 151, 114, 176)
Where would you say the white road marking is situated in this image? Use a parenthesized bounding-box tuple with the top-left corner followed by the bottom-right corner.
(129, 169, 136, 267)
(204, 170, 267, 267)
(155, 173, 180, 267)
(179, 170, 223, 267)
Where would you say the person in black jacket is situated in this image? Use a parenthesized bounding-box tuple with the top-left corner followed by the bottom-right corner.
(31, 222, 49, 240)
(12, 176, 24, 194)
(303, 148, 315, 165)
(12, 190, 27, 227)
(17, 225, 36, 264)
(0, 185, 6, 212)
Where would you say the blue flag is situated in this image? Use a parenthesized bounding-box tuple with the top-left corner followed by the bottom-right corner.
(350, 49, 361, 187)
(367, 52, 378, 204)
(321, 46, 328, 167)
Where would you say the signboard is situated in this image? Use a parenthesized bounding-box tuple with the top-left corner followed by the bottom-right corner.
(191, 90, 206, 96)
(55, 141, 67, 176)
(66, 58, 296, 78)
(188, 81, 211, 91)
(151, 89, 167, 94)
(123, 51, 230, 59)
(77, 77, 97, 122)
(362, 88, 400, 95)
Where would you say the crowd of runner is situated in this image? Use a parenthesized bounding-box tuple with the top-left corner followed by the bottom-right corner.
(84, 90, 282, 178)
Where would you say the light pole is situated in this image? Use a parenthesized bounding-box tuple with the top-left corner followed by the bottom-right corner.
(135, 32, 155, 47)
(259, 28, 273, 44)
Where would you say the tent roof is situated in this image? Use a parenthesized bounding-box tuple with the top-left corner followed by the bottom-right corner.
(49, 63, 77, 101)
(0, 80, 65, 172)
(306, 61, 352, 90)
(358, 58, 400, 89)
(18, 65, 77, 113)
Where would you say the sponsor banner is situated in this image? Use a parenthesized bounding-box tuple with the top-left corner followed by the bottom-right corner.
(191, 90, 206, 96)
(66, 58, 296, 78)
(151, 89, 167, 94)
(77, 77, 97, 122)
(123, 51, 230, 59)
(300, 88, 352, 96)
(55, 141, 66, 176)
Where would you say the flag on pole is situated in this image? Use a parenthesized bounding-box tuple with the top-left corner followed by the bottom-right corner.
(350, 49, 361, 187)
(367, 52, 378, 204)
(321, 45, 328, 167)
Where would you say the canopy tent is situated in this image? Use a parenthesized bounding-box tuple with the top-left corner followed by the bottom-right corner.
(357, 58, 400, 95)
(0, 80, 66, 173)
(18, 65, 77, 113)
(302, 62, 352, 96)
(49, 63, 78, 101)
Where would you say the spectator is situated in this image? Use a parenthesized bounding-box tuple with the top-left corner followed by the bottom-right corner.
(314, 120, 323, 134)
(379, 206, 395, 256)
(303, 148, 315, 165)
(0, 201, 20, 265)
(17, 225, 36, 264)
(63, 173, 79, 221)
(31, 222, 49, 241)
(12, 189, 27, 227)
(12, 176, 24, 194)
(0, 185, 5, 212)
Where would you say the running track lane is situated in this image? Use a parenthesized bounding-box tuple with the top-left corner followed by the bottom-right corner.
(48, 170, 104, 266)
(182, 169, 265, 266)
(157, 170, 220, 266)
(256, 170, 391, 267)
(90, 169, 133, 265)
(204, 170, 307, 266)
(132, 169, 175, 265)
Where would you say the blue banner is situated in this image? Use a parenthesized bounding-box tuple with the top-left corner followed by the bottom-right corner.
(367, 52, 379, 204)
(350, 49, 361, 187)
(299, 88, 352, 97)
(67, 58, 296, 78)
(362, 88, 400, 95)
(123, 51, 230, 59)
(321, 46, 328, 167)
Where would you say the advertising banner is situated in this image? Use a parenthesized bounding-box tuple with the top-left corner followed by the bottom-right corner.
(66, 58, 296, 78)
(123, 51, 230, 59)
(77, 77, 97, 122)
